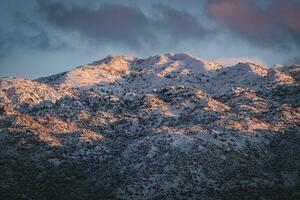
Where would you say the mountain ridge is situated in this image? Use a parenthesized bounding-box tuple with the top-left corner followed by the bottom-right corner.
(0, 53, 300, 199)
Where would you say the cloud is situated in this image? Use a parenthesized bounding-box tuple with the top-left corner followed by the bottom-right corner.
(0, 9, 67, 57)
(214, 56, 265, 66)
(205, 0, 300, 49)
(153, 4, 207, 39)
(37, 1, 209, 49)
(0, 28, 66, 57)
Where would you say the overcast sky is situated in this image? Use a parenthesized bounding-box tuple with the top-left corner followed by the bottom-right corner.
(0, 0, 300, 78)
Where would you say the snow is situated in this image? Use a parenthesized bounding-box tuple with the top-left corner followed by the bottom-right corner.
(1, 53, 300, 199)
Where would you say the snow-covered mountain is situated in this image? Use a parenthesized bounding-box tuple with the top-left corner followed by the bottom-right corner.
(1, 53, 300, 199)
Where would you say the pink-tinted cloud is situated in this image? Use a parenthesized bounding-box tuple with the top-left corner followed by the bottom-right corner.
(207, 0, 270, 31)
(277, 1, 300, 33)
(206, 0, 300, 49)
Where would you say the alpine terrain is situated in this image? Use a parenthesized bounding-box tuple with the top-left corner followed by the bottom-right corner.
(1, 53, 300, 199)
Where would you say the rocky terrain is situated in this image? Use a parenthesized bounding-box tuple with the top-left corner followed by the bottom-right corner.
(0, 53, 299, 199)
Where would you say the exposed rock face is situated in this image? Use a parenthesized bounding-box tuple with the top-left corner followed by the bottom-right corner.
(1, 53, 300, 199)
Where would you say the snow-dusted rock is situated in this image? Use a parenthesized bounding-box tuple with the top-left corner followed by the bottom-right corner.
(0, 54, 299, 199)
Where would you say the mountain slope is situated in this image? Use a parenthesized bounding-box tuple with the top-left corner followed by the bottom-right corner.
(0, 54, 300, 200)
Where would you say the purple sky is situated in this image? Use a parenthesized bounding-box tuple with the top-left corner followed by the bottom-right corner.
(0, 0, 299, 78)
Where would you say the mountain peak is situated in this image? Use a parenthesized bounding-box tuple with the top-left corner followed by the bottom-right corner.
(35, 53, 298, 97)
(1, 53, 300, 199)
(233, 62, 268, 76)
(90, 54, 137, 65)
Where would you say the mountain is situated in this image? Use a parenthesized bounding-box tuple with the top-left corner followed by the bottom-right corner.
(1, 53, 300, 199)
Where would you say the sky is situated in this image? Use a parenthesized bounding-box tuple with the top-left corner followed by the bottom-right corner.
(0, 0, 300, 79)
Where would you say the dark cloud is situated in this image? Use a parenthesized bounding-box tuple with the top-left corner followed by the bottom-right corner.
(0, 8, 67, 56)
(205, 0, 300, 49)
(153, 4, 207, 39)
(37, 1, 208, 49)
(0, 28, 66, 57)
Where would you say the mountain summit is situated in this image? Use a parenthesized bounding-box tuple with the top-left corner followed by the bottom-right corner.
(1, 54, 300, 199)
